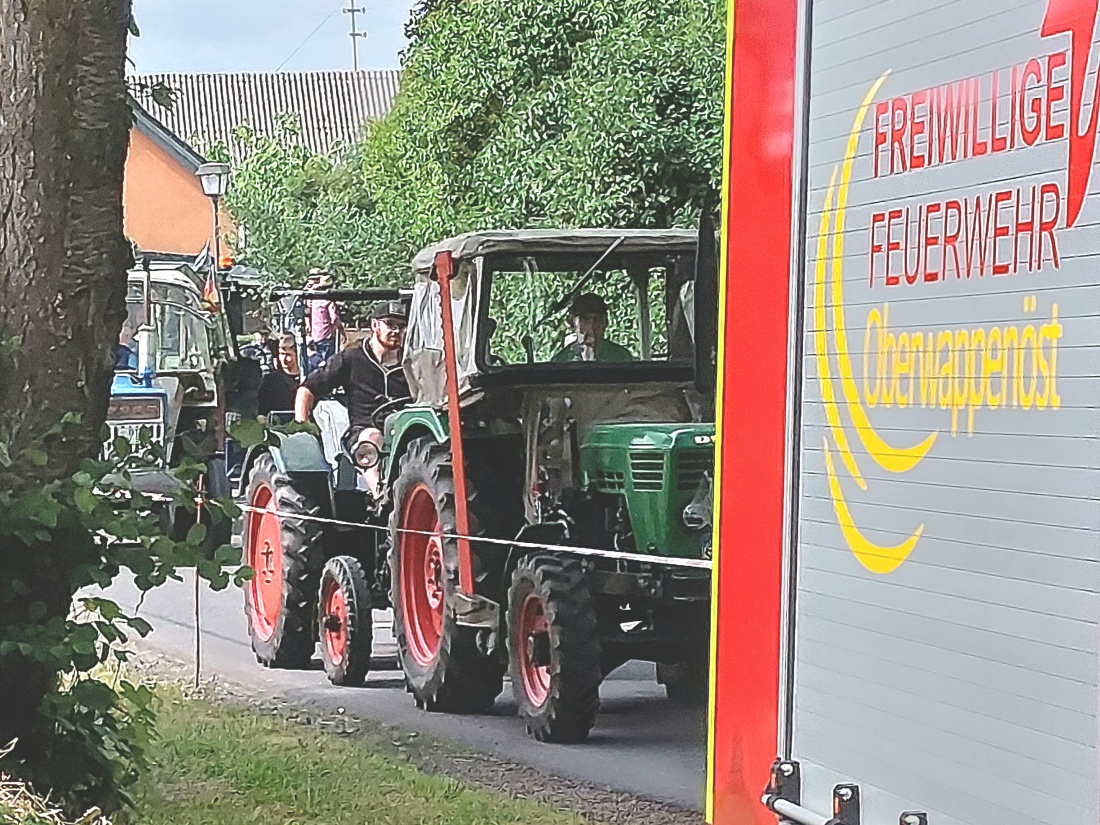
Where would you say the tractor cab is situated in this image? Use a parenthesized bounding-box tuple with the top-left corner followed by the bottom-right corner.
(107, 259, 236, 543)
(395, 229, 716, 560)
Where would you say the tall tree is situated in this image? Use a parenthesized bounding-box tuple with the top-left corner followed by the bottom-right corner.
(222, 0, 725, 288)
(0, 0, 132, 750)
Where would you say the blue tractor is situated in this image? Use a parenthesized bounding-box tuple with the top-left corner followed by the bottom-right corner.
(107, 257, 248, 546)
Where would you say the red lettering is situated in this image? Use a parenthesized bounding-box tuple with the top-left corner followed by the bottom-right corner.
(1046, 50, 1067, 142)
(972, 77, 988, 156)
(1042, 0, 1100, 226)
(1021, 58, 1043, 146)
(874, 101, 889, 178)
(943, 200, 963, 279)
(1039, 183, 1061, 270)
(891, 98, 909, 174)
(870, 212, 887, 285)
(992, 190, 1012, 275)
(924, 202, 942, 282)
(1009, 64, 1019, 150)
(1013, 186, 1036, 273)
(903, 205, 923, 285)
(911, 90, 928, 169)
(935, 82, 965, 164)
(965, 194, 994, 277)
(991, 70, 1007, 153)
(886, 208, 903, 286)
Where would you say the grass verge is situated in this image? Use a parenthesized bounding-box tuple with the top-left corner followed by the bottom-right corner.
(118, 688, 587, 825)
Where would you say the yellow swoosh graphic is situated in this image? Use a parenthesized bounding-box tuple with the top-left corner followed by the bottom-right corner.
(814, 168, 866, 490)
(831, 71, 938, 472)
(823, 437, 923, 574)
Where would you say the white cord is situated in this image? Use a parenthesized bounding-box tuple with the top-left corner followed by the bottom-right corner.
(239, 504, 712, 571)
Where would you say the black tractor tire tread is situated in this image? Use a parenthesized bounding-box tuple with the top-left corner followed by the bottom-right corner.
(244, 452, 323, 670)
(508, 554, 602, 744)
(318, 555, 373, 687)
(387, 437, 504, 714)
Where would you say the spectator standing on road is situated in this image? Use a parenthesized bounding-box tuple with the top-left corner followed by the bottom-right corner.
(258, 333, 301, 417)
(305, 268, 342, 373)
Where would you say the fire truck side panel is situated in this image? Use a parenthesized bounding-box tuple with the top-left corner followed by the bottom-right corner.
(786, 1, 1100, 824)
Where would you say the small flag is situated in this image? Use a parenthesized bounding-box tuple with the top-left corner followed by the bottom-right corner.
(202, 269, 221, 313)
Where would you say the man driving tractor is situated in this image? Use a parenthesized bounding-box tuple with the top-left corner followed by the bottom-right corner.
(294, 300, 409, 495)
(551, 292, 633, 363)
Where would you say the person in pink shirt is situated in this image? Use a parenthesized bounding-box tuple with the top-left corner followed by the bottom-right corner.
(305, 268, 342, 372)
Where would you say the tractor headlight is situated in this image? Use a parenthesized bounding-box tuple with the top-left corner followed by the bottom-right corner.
(352, 441, 381, 470)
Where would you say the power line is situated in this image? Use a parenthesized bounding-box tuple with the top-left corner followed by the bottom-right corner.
(275, 3, 342, 72)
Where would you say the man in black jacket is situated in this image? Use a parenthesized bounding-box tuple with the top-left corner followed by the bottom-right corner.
(294, 301, 409, 495)
(257, 334, 300, 417)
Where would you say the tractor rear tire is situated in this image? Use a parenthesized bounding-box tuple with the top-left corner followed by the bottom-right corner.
(318, 556, 373, 687)
(657, 658, 709, 708)
(388, 437, 504, 713)
(507, 554, 602, 743)
(243, 452, 322, 669)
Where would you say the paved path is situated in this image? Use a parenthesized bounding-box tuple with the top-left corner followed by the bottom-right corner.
(105, 574, 707, 810)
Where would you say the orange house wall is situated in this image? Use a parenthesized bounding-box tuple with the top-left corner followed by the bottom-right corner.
(122, 127, 229, 256)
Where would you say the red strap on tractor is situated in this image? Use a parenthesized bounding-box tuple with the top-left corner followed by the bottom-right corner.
(433, 251, 475, 594)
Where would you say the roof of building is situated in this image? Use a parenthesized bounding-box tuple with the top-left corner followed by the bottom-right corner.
(129, 70, 401, 156)
(131, 100, 207, 173)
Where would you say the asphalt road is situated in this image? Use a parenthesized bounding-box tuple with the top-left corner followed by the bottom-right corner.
(104, 574, 707, 811)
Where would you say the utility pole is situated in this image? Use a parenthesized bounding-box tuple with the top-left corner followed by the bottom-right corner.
(343, 5, 367, 71)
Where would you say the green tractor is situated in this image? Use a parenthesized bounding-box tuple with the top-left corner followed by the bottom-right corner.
(238, 228, 716, 743)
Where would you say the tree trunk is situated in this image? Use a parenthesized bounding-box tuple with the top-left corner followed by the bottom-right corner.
(0, 0, 132, 747)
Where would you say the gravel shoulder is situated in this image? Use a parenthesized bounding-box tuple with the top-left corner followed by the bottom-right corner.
(129, 649, 704, 825)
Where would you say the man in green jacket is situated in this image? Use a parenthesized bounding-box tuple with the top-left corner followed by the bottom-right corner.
(551, 292, 634, 363)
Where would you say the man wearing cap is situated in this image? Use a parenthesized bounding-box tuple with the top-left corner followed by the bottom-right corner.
(305, 267, 342, 372)
(295, 300, 410, 496)
(551, 292, 634, 363)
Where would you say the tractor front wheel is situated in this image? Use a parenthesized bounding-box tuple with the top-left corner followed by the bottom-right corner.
(243, 453, 322, 669)
(318, 556, 373, 686)
(388, 437, 503, 713)
(507, 555, 602, 743)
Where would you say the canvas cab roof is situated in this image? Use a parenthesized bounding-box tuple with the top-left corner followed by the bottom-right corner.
(410, 228, 698, 276)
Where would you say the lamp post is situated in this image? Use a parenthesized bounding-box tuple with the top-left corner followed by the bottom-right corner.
(195, 162, 230, 274)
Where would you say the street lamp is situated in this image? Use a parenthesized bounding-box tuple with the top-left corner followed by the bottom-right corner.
(195, 162, 230, 273)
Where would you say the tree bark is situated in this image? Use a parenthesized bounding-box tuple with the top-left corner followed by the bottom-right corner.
(0, 0, 132, 747)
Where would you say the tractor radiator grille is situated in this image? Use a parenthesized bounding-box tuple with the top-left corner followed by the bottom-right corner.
(594, 470, 626, 492)
(676, 450, 714, 491)
(629, 452, 666, 492)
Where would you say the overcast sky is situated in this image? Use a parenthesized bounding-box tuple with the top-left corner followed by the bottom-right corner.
(127, 0, 416, 74)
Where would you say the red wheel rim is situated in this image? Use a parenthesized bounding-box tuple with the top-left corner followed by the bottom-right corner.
(399, 484, 445, 667)
(321, 577, 348, 667)
(246, 483, 283, 642)
(517, 592, 551, 708)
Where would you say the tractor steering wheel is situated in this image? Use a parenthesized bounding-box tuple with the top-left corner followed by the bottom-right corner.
(371, 396, 412, 430)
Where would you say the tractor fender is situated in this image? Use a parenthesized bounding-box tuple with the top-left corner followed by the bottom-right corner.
(382, 407, 448, 486)
(236, 431, 331, 498)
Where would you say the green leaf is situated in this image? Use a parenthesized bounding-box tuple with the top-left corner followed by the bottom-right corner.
(229, 416, 267, 448)
(74, 486, 98, 514)
(126, 617, 153, 638)
(186, 522, 208, 546)
(22, 446, 48, 467)
(71, 679, 117, 711)
(128, 13, 140, 36)
(112, 436, 132, 459)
